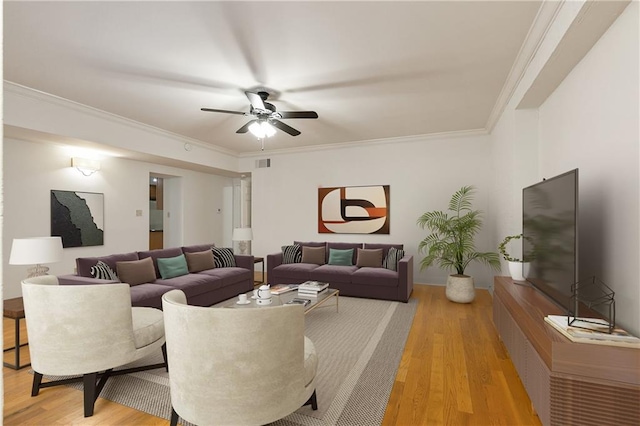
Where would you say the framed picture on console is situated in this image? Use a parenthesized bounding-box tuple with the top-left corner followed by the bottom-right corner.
(318, 185, 390, 234)
(51, 190, 104, 248)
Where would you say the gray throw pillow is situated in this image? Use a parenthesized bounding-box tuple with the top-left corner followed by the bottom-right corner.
(382, 247, 405, 272)
(185, 250, 215, 272)
(212, 247, 236, 268)
(356, 248, 383, 268)
(116, 257, 157, 286)
(90, 260, 121, 281)
(301, 246, 326, 265)
(282, 244, 302, 264)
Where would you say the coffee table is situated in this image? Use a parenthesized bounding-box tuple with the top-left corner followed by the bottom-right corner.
(221, 288, 339, 314)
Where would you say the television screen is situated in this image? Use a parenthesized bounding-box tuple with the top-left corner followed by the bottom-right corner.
(523, 169, 578, 314)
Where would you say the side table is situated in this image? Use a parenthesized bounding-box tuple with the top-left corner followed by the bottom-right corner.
(3, 297, 30, 370)
(253, 256, 264, 284)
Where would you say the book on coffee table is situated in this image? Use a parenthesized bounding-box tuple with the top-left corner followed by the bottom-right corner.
(286, 298, 311, 307)
(270, 284, 296, 295)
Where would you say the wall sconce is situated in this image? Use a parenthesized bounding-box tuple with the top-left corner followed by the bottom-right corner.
(71, 157, 101, 176)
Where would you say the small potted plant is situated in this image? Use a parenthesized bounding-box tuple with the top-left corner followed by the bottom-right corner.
(498, 234, 531, 282)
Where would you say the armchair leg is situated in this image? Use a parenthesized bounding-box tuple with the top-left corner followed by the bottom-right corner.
(31, 372, 43, 397)
(83, 373, 98, 417)
(170, 406, 179, 426)
(304, 390, 318, 411)
(162, 343, 168, 372)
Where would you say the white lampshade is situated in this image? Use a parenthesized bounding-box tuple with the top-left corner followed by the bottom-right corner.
(232, 228, 253, 241)
(9, 237, 64, 265)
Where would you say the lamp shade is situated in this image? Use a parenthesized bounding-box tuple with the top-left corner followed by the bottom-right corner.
(232, 228, 253, 241)
(9, 237, 64, 265)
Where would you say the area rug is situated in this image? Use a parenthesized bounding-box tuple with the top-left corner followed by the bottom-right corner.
(64, 296, 417, 425)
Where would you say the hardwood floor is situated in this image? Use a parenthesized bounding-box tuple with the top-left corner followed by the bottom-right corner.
(3, 284, 540, 425)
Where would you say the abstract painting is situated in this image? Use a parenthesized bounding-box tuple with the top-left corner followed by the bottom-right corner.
(318, 185, 390, 234)
(51, 190, 104, 248)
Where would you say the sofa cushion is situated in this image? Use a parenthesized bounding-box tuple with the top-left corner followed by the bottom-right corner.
(328, 248, 354, 266)
(157, 254, 189, 279)
(383, 247, 405, 272)
(76, 252, 139, 278)
(185, 250, 215, 273)
(129, 283, 173, 309)
(196, 267, 252, 287)
(312, 264, 358, 283)
(351, 267, 399, 287)
(302, 246, 326, 265)
(138, 247, 185, 277)
(327, 242, 362, 264)
(117, 257, 157, 286)
(356, 248, 383, 268)
(90, 260, 121, 281)
(153, 273, 221, 298)
(282, 244, 302, 264)
(272, 263, 320, 281)
(212, 247, 236, 268)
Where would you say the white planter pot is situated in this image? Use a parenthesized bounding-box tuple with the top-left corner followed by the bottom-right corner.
(508, 261, 530, 282)
(445, 274, 475, 303)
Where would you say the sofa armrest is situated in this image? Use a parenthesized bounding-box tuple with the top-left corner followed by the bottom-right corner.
(234, 254, 254, 271)
(266, 252, 283, 285)
(397, 255, 414, 302)
(57, 274, 120, 286)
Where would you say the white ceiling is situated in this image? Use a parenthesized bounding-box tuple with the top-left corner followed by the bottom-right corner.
(4, 1, 543, 154)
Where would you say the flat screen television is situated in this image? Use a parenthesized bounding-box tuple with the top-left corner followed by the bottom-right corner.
(522, 169, 578, 314)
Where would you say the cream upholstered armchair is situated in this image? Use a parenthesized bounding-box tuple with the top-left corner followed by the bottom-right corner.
(22, 275, 167, 417)
(162, 289, 318, 426)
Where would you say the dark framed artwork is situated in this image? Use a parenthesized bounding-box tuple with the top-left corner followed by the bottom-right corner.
(51, 190, 104, 248)
(318, 185, 390, 234)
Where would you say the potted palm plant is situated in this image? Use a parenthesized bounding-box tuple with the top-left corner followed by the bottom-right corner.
(498, 234, 531, 282)
(417, 186, 500, 303)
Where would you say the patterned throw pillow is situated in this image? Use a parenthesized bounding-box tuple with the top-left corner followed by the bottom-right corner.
(212, 247, 236, 268)
(382, 247, 405, 272)
(282, 244, 302, 264)
(90, 260, 120, 281)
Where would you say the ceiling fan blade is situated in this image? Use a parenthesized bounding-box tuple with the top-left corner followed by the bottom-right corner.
(201, 108, 247, 116)
(277, 111, 319, 119)
(245, 91, 266, 111)
(271, 119, 301, 136)
(236, 120, 257, 134)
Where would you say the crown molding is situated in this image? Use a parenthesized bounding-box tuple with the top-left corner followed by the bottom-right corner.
(485, 0, 564, 132)
(3, 81, 238, 157)
(238, 128, 488, 159)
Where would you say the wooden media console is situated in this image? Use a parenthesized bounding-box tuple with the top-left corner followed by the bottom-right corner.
(492, 276, 639, 426)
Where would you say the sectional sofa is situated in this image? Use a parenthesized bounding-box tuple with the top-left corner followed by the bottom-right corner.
(58, 244, 254, 309)
(267, 242, 413, 302)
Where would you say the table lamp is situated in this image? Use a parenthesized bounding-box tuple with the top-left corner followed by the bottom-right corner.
(9, 236, 64, 278)
(232, 227, 253, 255)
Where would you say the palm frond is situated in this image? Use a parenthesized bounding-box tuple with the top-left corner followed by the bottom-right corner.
(417, 185, 499, 275)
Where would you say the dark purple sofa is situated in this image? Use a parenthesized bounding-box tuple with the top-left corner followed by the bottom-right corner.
(58, 244, 254, 309)
(267, 242, 413, 302)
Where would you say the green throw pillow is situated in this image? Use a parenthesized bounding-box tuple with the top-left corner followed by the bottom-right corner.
(157, 254, 189, 279)
(328, 248, 354, 266)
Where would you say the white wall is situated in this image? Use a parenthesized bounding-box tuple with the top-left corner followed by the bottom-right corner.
(537, 2, 639, 334)
(3, 137, 234, 298)
(241, 132, 502, 288)
(489, 2, 639, 335)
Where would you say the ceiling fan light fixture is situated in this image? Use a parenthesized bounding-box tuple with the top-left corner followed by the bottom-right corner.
(249, 121, 276, 138)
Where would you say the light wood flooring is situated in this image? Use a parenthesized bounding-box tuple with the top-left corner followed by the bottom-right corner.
(3, 284, 540, 425)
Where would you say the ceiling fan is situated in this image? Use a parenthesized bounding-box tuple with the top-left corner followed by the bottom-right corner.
(201, 91, 318, 138)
